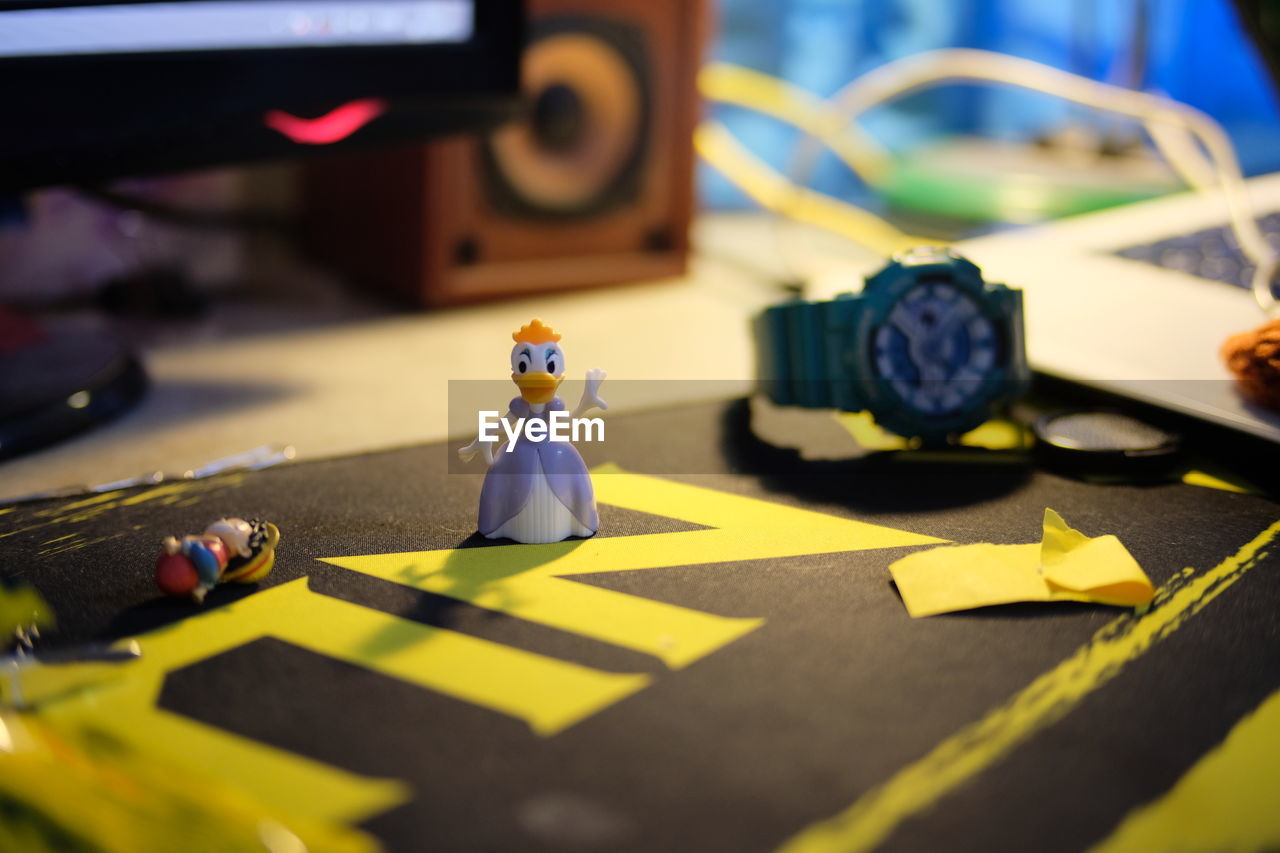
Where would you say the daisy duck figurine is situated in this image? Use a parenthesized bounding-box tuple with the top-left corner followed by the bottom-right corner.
(458, 319, 607, 544)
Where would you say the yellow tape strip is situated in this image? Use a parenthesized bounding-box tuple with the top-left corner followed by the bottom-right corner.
(1089, 685, 1280, 852)
(1181, 468, 1255, 494)
(778, 519, 1280, 853)
(698, 62, 892, 185)
(694, 120, 928, 257)
(324, 465, 943, 671)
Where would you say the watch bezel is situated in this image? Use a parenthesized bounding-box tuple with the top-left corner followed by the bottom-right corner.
(845, 254, 1024, 443)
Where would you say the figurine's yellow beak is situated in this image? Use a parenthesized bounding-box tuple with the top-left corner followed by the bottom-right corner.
(514, 371, 562, 404)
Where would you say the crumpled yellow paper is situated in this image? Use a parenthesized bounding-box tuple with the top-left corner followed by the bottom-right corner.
(889, 509, 1155, 618)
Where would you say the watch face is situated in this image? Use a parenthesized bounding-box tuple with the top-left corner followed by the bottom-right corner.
(872, 280, 999, 415)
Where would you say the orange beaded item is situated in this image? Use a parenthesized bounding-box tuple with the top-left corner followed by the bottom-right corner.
(1222, 318, 1280, 410)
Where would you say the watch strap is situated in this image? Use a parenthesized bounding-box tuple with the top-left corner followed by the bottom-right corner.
(755, 298, 857, 411)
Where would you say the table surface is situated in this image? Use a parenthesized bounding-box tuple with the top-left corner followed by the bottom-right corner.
(3, 393, 1278, 852)
(0, 215, 884, 503)
(4, 209, 1280, 850)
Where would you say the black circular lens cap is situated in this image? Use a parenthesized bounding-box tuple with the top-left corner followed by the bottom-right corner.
(1033, 410, 1182, 479)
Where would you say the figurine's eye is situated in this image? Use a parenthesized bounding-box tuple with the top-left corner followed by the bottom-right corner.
(518, 360, 528, 374)
(514, 347, 531, 374)
(547, 357, 556, 374)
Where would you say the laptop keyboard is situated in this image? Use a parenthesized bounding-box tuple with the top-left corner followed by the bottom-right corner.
(1114, 211, 1280, 290)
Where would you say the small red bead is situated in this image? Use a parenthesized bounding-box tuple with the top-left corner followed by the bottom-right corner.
(155, 551, 199, 596)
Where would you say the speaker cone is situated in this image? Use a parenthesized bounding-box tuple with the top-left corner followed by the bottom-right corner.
(485, 16, 649, 219)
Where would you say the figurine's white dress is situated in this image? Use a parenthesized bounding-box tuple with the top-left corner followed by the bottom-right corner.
(478, 397, 598, 544)
(488, 453, 594, 542)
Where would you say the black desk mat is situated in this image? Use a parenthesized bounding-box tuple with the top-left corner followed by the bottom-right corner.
(3, 397, 1279, 852)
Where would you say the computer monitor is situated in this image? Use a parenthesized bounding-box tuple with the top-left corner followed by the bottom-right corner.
(0, 0, 522, 190)
(0, 0, 523, 464)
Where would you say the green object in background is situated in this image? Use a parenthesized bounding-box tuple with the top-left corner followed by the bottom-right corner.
(882, 137, 1182, 224)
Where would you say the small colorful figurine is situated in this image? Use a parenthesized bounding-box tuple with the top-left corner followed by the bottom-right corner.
(458, 319, 607, 544)
(154, 518, 280, 602)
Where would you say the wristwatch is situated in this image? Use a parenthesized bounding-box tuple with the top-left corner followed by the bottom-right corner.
(753, 247, 1030, 445)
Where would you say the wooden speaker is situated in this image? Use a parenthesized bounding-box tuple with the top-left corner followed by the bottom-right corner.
(303, 0, 705, 306)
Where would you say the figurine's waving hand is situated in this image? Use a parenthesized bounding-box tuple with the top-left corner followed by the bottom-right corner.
(573, 368, 608, 419)
(458, 433, 496, 466)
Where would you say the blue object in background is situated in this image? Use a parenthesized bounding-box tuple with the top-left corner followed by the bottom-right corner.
(1149, 0, 1280, 170)
(704, 0, 975, 210)
(701, 0, 1280, 210)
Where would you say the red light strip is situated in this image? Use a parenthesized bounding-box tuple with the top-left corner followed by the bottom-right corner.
(263, 97, 387, 145)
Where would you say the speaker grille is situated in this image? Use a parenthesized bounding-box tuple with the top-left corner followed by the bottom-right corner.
(481, 15, 651, 220)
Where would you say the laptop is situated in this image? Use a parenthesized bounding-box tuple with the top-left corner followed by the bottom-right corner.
(954, 3, 1280, 444)
(957, 173, 1280, 442)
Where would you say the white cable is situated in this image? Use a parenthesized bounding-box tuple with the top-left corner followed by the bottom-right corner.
(788, 48, 1279, 316)
(1144, 120, 1219, 191)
